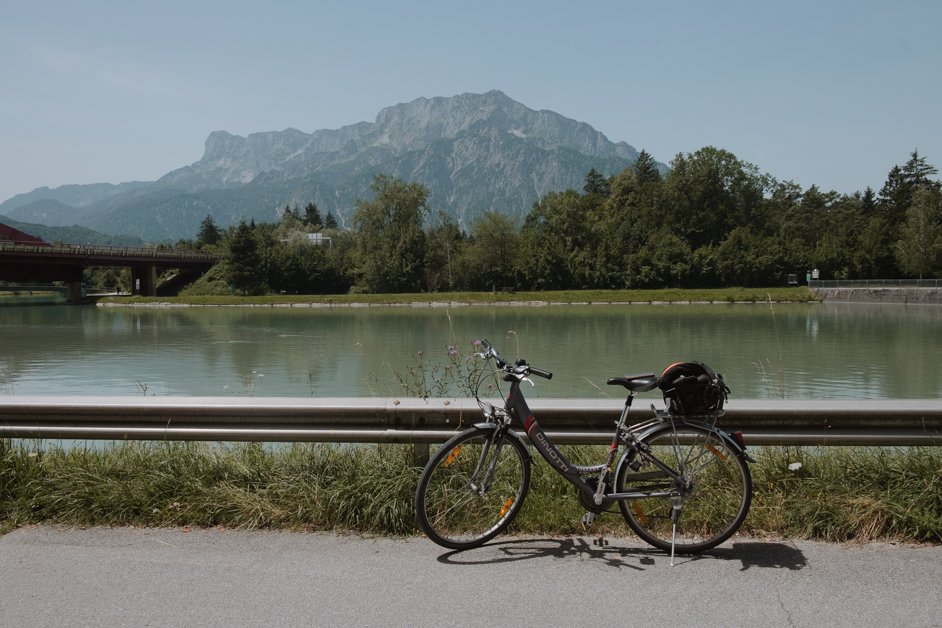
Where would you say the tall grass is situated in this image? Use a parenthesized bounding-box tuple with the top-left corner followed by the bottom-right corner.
(2, 439, 939, 543)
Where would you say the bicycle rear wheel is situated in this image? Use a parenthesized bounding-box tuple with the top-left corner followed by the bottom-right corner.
(616, 422, 752, 553)
(416, 426, 530, 550)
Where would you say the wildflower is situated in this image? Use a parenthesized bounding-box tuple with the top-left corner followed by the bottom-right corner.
(447, 345, 458, 358)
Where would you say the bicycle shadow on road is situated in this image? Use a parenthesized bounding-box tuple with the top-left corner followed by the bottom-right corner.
(713, 542, 808, 571)
(436, 538, 807, 572)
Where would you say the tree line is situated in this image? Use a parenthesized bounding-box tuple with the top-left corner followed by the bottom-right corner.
(186, 147, 942, 295)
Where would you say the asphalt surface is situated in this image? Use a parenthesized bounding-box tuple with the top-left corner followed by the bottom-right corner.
(1, 526, 940, 627)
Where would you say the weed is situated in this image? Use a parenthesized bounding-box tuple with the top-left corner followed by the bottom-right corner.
(2, 441, 939, 543)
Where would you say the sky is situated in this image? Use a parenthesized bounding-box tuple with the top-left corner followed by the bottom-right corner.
(2, 0, 940, 204)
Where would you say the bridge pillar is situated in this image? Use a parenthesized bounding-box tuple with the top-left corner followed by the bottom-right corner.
(132, 265, 158, 296)
(67, 281, 84, 304)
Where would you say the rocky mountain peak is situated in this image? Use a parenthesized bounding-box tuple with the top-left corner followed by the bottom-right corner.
(3, 90, 659, 241)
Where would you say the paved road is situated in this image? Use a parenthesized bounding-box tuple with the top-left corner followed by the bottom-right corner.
(1, 527, 940, 627)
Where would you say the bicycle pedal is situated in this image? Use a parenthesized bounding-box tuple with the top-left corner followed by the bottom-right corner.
(581, 512, 596, 529)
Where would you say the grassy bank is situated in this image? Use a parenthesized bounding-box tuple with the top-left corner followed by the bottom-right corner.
(2, 440, 939, 543)
(98, 287, 818, 307)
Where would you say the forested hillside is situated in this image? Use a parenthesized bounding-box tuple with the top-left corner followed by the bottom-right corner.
(185, 148, 942, 295)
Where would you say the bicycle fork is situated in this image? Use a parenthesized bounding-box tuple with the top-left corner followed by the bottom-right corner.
(468, 427, 507, 495)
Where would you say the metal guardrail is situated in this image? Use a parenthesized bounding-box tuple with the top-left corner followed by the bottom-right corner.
(2, 396, 941, 446)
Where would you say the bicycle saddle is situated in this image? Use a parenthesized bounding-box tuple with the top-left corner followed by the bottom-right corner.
(607, 373, 659, 392)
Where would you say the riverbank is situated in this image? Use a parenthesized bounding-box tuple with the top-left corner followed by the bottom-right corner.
(2, 440, 939, 543)
(98, 287, 818, 307)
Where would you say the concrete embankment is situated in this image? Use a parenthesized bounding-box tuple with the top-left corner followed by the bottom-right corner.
(814, 287, 942, 304)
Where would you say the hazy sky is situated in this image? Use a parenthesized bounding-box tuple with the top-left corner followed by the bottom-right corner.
(2, 0, 940, 204)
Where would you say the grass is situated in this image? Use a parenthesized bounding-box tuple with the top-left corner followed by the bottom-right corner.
(2, 439, 939, 543)
(99, 287, 818, 307)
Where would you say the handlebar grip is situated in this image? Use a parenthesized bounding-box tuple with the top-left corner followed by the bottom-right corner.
(529, 366, 553, 380)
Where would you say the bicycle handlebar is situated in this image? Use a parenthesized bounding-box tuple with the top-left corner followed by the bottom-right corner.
(528, 366, 553, 380)
(477, 339, 553, 380)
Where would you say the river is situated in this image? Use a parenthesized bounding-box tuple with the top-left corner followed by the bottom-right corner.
(1, 302, 940, 400)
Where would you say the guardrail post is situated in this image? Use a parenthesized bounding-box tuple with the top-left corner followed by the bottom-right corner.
(412, 443, 430, 466)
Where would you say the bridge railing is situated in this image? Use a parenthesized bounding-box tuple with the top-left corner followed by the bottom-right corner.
(2, 396, 941, 447)
(0, 241, 218, 262)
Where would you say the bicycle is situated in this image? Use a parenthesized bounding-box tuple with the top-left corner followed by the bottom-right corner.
(415, 339, 754, 559)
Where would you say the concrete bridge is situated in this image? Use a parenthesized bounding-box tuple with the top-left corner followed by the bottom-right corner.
(0, 239, 218, 302)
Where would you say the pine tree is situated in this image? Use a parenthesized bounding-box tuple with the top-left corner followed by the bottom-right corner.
(879, 150, 940, 224)
(226, 220, 262, 294)
(632, 149, 661, 185)
(583, 168, 611, 196)
(196, 215, 221, 248)
(304, 202, 323, 227)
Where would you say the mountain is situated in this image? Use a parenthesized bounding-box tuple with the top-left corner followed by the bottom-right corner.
(0, 214, 143, 247)
(1, 90, 663, 242)
(0, 182, 150, 218)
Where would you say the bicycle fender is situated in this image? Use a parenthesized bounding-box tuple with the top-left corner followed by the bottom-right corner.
(472, 422, 533, 461)
(619, 420, 753, 469)
(680, 420, 756, 463)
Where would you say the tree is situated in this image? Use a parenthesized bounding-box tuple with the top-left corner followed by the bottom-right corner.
(624, 228, 692, 288)
(603, 157, 665, 271)
(282, 204, 301, 222)
(854, 215, 898, 278)
(324, 212, 339, 229)
(518, 211, 570, 290)
(424, 211, 466, 291)
(894, 187, 942, 279)
(226, 220, 262, 294)
(196, 215, 221, 248)
(632, 149, 662, 186)
(879, 150, 940, 224)
(303, 202, 323, 228)
(457, 212, 519, 291)
(352, 175, 428, 293)
(583, 168, 611, 196)
(525, 189, 599, 288)
(662, 147, 770, 249)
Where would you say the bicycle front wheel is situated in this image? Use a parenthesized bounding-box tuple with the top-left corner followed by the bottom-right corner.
(416, 427, 530, 550)
(616, 422, 752, 553)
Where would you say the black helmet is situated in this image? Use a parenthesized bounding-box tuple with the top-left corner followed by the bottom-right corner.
(657, 361, 730, 417)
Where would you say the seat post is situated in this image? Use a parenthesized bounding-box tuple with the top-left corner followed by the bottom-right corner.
(616, 393, 634, 429)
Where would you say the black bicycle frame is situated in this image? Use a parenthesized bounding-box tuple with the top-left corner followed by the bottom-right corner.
(504, 376, 679, 504)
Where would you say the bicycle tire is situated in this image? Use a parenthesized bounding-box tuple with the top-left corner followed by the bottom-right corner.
(615, 422, 752, 553)
(416, 426, 530, 550)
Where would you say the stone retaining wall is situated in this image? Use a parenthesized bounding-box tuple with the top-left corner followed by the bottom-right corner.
(813, 287, 942, 304)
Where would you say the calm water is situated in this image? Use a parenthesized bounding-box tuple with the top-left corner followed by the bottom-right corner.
(1, 302, 940, 400)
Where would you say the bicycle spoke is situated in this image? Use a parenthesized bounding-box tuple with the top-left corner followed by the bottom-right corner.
(618, 424, 752, 553)
(416, 428, 530, 550)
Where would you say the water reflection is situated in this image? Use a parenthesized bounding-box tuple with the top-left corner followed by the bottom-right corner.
(0, 302, 939, 399)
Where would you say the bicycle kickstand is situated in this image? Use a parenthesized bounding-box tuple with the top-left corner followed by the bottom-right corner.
(670, 498, 682, 566)
(581, 512, 608, 547)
